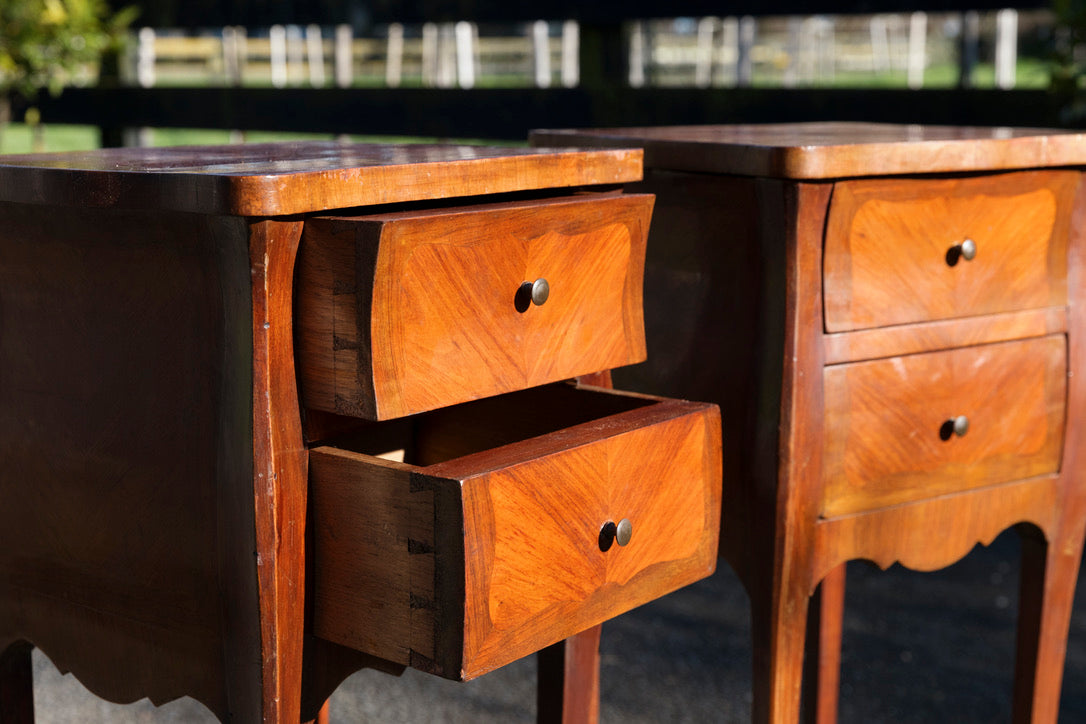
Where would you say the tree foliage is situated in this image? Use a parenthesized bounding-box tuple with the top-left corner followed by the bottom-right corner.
(0, 0, 136, 101)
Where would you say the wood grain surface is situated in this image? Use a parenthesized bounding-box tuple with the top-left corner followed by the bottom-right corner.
(248, 219, 308, 723)
(822, 335, 1066, 516)
(296, 194, 652, 419)
(530, 123, 1086, 179)
(0, 203, 258, 719)
(824, 171, 1076, 332)
(823, 307, 1067, 365)
(310, 385, 721, 681)
(814, 475, 1059, 582)
(0, 142, 642, 216)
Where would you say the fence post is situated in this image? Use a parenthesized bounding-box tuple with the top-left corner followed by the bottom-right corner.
(335, 24, 353, 88)
(737, 16, 756, 87)
(422, 23, 438, 87)
(721, 18, 739, 86)
(436, 23, 457, 88)
(959, 10, 980, 89)
(386, 23, 404, 88)
(270, 25, 288, 88)
(561, 20, 579, 87)
(628, 21, 646, 88)
(870, 16, 889, 73)
(533, 20, 552, 88)
(783, 18, 801, 87)
(287, 25, 305, 86)
(995, 8, 1018, 89)
(136, 27, 156, 88)
(907, 12, 927, 89)
(222, 26, 244, 86)
(455, 21, 476, 89)
(695, 17, 716, 88)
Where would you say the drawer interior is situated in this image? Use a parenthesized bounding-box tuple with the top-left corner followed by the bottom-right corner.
(316, 382, 657, 467)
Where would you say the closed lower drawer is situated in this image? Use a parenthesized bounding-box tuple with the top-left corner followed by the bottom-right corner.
(823, 171, 1076, 332)
(821, 335, 1066, 517)
(310, 383, 721, 680)
(296, 193, 653, 420)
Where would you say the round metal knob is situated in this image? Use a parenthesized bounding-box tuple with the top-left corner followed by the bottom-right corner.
(514, 278, 550, 313)
(946, 239, 977, 266)
(615, 518, 633, 547)
(598, 519, 633, 551)
(960, 239, 977, 261)
(531, 278, 550, 306)
(953, 415, 969, 436)
(940, 415, 970, 440)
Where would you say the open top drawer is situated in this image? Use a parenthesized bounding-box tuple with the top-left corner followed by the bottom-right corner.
(310, 383, 721, 680)
(295, 193, 654, 420)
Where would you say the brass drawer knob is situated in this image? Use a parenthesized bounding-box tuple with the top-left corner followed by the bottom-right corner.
(598, 518, 634, 552)
(946, 238, 977, 266)
(616, 518, 633, 546)
(939, 415, 970, 440)
(514, 278, 550, 312)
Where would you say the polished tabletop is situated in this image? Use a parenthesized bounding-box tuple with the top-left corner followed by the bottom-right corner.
(0, 142, 643, 215)
(531, 122, 1086, 179)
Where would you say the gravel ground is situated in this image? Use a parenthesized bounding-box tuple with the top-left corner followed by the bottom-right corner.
(28, 529, 1086, 723)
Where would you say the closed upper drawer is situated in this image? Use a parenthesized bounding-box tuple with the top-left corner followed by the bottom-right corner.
(823, 171, 1078, 332)
(821, 335, 1066, 517)
(295, 193, 653, 420)
(310, 383, 721, 680)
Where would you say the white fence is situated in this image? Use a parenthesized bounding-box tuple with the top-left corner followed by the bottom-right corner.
(125, 11, 1047, 91)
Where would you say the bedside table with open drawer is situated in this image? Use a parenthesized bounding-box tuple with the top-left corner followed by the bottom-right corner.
(0, 142, 722, 724)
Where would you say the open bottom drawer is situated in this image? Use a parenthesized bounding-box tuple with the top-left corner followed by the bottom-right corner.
(310, 383, 721, 680)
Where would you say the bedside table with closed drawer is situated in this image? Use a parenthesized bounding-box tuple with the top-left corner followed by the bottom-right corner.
(0, 143, 722, 724)
(530, 123, 1086, 723)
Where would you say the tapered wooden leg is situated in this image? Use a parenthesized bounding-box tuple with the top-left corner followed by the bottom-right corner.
(302, 699, 330, 724)
(802, 563, 845, 724)
(0, 641, 34, 724)
(537, 625, 602, 724)
(752, 575, 811, 724)
(1013, 526, 1083, 724)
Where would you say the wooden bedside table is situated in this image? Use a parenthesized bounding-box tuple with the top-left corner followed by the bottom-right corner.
(0, 143, 722, 723)
(530, 123, 1086, 723)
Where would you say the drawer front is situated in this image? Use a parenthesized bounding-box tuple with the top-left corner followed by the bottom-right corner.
(824, 171, 1076, 332)
(296, 193, 652, 420)
(821, 335, 1065, 517)
(310, 386, 721, 680)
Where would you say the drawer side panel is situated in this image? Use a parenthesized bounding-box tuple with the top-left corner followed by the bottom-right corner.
(310, 448, 438, 666)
